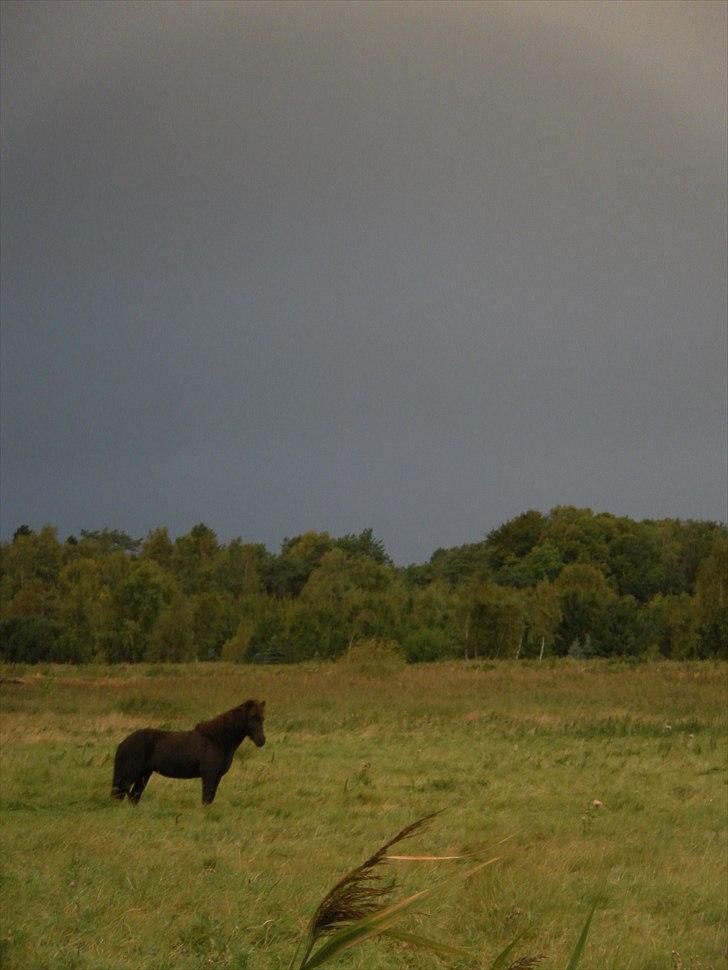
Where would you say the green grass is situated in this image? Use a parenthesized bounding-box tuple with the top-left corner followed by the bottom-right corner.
(0, 660, 726, 969)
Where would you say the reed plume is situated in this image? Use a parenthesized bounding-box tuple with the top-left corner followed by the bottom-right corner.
(306, 811, 439, 938)
(289, 811, 500, 970)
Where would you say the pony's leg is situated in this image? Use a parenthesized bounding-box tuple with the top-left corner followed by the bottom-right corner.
(110, 784, 128, 801)
(201, 773, 222, 805)
(129, 772, 151, 805)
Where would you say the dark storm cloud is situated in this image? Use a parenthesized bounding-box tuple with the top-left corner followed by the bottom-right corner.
(1, 0, 726, 562)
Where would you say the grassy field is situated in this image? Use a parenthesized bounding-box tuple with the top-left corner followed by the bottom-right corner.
(0, 659, 726, 970)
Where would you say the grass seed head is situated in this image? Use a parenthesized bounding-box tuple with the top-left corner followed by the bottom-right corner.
(307, 812, 440, 939)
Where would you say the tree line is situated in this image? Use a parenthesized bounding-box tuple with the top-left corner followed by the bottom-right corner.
(1, 508, 726, 664)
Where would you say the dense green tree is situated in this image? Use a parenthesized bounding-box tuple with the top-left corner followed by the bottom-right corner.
(105, 561, 176, 661)
(693, 537, 728, 658)
(78, 529, 141, 557)
(526, 580, 563, 658)
(486, 510, 546, 569)
(294, 548, 399, 656)
(147, 595, 195, 662)
(1, 509, 726, 664)
(500, 540, 565, 587)
(191, 591, 237, 660)
(1, 524, 62, 598)
(428, 542, 491, 587)
(678, 521, 728, 592)
(647, 594, 697, 659)
(105, 620, 145, 664)
(57, 559, 109, 658)
(140, 527, 174, 568)
(264, 532, 337, 598)
(215, 540, 267, 599)
(263, 554, 311, 599)
(0, 615, 64, 663)
(333, 528, 392, 565)
(465, 582, 526, 659)
(401, 582, 458, 661)
(539, 508, 630, 576)
(554, 563, 615, 655)
(170, 524, 219, 594)
(604, 518, 663, 601)
(401, 562, 433, 588)
(592, 595, 648, 657)
(220, 594, 281, 661)
(5, 579, 56, 619)
(285, 598, 347, 661)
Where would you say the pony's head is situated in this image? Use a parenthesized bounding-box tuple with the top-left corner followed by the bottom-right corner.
(243, 699, 266, 747)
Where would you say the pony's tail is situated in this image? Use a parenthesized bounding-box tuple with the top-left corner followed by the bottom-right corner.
(111, 756, 128, 800)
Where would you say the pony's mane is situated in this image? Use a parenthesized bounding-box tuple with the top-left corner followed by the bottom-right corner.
(195, 700, 261, 746)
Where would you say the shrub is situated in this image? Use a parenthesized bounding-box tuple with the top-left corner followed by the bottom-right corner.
(0, 616, 64, 664)
(402, 627, 456, 663)
(220, 623, 253, 662)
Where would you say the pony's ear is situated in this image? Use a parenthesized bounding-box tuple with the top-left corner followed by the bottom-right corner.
(261, 700, 266, 710)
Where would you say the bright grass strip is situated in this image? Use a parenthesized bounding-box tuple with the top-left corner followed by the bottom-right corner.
(488, 930, 527, 970)
(564, 900, 598, 970)
(381, 927, 473, 959)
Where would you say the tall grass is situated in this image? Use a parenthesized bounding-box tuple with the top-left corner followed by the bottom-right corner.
(290, 813, 598, 970)
(0, 659, 725, 968)
(290, 813, 495, 969)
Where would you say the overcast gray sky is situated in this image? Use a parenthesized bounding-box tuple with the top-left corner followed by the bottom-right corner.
(1, 0, 726, 563)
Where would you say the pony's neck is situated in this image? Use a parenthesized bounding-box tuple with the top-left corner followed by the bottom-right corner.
(227, 722, 249, 747)
(196, 709, 249, 748)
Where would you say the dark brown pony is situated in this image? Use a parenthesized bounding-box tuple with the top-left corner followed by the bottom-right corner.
(111, 699, 266, 805)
